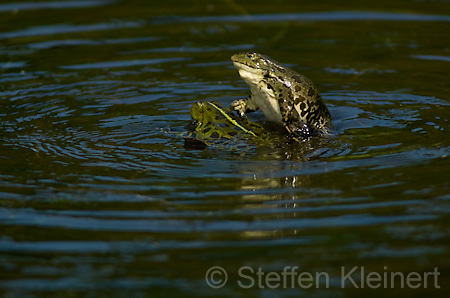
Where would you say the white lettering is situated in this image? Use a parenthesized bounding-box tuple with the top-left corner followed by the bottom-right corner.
(281, 266, 297, 288)
(317, 271, 329, 288)
(433, 267, 440, 289)
(297, 272, 313, 289)
(341, 266, 359, 288)
(265, 272, 280, 289)
(256, 267, 265, 288)
(406, 272, 422, 289)
(390, 271, 404, 288)
(366, 271, 381, 288)
(234, 266, 440, 289)
(237, 266, 255, 289)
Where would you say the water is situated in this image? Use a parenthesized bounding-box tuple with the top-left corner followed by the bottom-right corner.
(1, 0, 449, 297)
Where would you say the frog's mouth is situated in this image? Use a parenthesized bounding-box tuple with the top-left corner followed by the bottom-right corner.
(232, 62, 264, 85)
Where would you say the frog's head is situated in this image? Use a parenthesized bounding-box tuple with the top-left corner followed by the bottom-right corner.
(231, 52, 286, 84)
(189, 102, 207, 126)
(189, 102, 219, 136)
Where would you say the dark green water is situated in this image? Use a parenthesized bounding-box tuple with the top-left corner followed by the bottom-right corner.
(1, 0, 449, 297)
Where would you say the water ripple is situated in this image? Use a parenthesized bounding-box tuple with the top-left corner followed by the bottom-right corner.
(0, 1, 113, 12)
(154, 11, 450, 25)
(60, 57, 190, 70)
(0, 61, 27, 69)
(411, 54, 450, 62)
(1, 1, 449, 297)
(0, 20, 144, 39)
(0, 208, 437, 233)
(27, 37, 161, 50)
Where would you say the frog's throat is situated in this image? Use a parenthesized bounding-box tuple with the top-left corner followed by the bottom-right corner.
(207, 102, 258, 138)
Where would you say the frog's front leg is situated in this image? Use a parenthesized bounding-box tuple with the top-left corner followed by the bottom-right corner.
(231, 95, 259, 117)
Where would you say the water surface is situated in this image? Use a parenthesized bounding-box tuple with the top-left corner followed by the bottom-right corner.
(1, 0, 449, 297)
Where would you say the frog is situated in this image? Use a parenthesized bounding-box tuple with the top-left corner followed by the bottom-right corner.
(231, 52, 332, 138)
(185, 101, 270, 149)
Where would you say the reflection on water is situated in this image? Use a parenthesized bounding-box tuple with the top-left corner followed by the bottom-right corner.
(155, 10, 450, 24)
(0, 1, 112, 12)
(1, 0, 449, 297)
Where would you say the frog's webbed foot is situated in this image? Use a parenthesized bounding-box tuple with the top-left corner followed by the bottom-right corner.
(231, 95, 259, 117)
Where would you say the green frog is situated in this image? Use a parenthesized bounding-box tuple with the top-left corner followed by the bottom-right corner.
(231, 52, 332, 137)
(185, 101, 271, 149)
